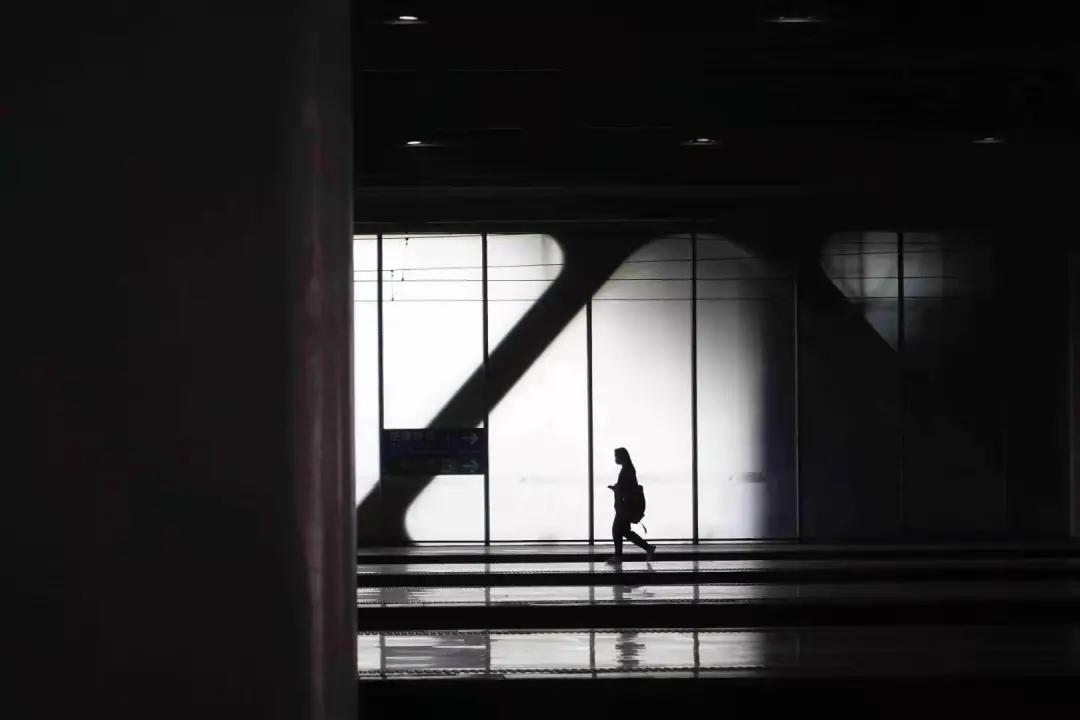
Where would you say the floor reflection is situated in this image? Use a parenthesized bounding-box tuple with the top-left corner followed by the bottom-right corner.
(357, 558, 1080, 577)
(357, 581, 1080, 607)
(357, 626, 1080, 678)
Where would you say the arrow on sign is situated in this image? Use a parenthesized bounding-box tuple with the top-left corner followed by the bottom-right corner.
(462, 459, 480, 473)
(466, 432, 479, 446)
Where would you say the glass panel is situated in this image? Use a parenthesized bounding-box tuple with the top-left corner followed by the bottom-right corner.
(822, 231, 900, 349)
(696, 630, 776, 668)
(382, 234, 483, 425)
(490, 632, 589, 671)
(902, 232, 1004, 534)
(488, 234, 589, 541)
(902, 232, 993, 365)
(811, 232, 902, 538)
(384, 632, 488, 673)
(592, 236, 693, 540)
(592, 631, 694, 670)
(353, 235, 380, 508)
(356, 633, 382, 674)
(381, 234, 485, 541)
(696, 236, 797, 538)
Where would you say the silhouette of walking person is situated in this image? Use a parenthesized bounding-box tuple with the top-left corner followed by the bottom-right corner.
(606, 447, 656, 564)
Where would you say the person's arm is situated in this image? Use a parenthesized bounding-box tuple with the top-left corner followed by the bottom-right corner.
(611, 471, 627, 504)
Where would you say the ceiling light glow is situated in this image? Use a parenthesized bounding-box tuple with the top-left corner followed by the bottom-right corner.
(385, 14, 425, 25)
(770, 15, 822, 24)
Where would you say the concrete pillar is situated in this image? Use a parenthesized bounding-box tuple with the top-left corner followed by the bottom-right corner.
(1071, 252, 1080, 537)
(19, 2, 354, 717)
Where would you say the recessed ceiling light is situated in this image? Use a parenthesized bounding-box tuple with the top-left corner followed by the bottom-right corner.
(769, 15, 823, 24)
(972, 135, 1004, 144)
(385, 14, 425, 25)
(405, 140, 424, 146)
(683, 137, 719, 147)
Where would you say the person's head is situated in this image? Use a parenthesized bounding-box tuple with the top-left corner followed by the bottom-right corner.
(614, 447, 632, 466)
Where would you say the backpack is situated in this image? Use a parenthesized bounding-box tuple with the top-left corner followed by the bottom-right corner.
(625, 483, 646, 523)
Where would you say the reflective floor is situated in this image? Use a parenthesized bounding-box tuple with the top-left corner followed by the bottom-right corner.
(357, 544, 1080, 684)
(357, 557, 1080, 578)
(358, 625, 1080, 678)
(357, 542, 1080, 561)
(358, 580, 1080, 607)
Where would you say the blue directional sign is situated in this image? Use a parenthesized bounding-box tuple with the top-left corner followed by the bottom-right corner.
(381, 428, 487, 475)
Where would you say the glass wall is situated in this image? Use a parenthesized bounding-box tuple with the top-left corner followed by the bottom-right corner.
(820, 231, 1006, 537)
(814, 232, 903, 537)
(696, 236, 797, 538)
(381, 234, 485, 541)
(352, 227, 1054, 544)
(901, 233, 1004, 534)
(822, 232, 900, 349)
(355, 232, 796, 543)
(488, 234, 589, 541)
(353, 236, 381, 507)
(354, 229, 1012, 544)
(591, 237, 693, 540)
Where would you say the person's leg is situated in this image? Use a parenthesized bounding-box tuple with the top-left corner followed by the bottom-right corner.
(612, 515, 624, 556)
(625, 527, 650, 552)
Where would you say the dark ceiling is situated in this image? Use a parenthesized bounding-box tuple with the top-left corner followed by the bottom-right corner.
(354, 1, 1079, 192)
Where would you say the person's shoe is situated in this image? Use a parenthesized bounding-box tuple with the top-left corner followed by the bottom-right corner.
(605, 555, 623, 565)
(645, 544, 657, 561)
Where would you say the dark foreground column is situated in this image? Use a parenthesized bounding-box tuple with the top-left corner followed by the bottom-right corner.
(18, 2, 354, 718)
(1072, 252, 1080, 538)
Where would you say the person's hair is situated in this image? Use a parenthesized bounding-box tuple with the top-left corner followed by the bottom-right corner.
(614, 447, 633, 468)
